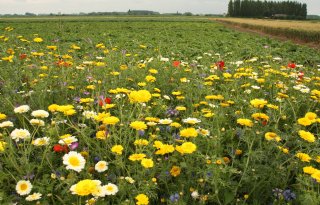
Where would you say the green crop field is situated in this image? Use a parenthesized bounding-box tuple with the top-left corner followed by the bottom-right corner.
(0, 16, 319, 204)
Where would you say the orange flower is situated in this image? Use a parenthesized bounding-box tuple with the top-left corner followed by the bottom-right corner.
(170, 166, 181, 177)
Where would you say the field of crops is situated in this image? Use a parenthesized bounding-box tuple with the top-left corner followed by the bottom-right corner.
(215, 17, 320, 44)
(0, 16, 320, 204)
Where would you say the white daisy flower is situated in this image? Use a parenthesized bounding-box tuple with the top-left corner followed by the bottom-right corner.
(58, 136, 78, 145)
(31, 110, 49, 118)
(30, 119, 45, 126)
(32, 137, 50, 146)
(103, 183, 119, 195)
(0, 120, 14, 128)
(10, 128, 31, 142)
(16, 180, 32, 196)
(159, 118, 172, 125)
(94, 161, 108, 173)
(25, 192, 42, 201)
(62, 151, 86, 172)
(182, 117, 201, 125)
(14, 105, 30, 114)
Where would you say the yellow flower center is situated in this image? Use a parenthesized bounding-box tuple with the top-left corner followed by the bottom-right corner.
(38, 139, 46, 145)
(20, 183, 27, 191)
(98, 164, 105, 169)
(69, 156, 80, 166)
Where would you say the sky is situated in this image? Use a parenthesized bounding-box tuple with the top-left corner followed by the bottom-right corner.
(0, 0, 319, 15)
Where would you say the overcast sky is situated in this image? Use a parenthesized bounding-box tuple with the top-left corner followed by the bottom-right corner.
(0, 0, 319, 15)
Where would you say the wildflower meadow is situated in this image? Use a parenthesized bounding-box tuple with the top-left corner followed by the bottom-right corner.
(0, 17, 319, 204)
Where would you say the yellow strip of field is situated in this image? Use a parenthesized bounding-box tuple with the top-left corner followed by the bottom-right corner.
(214, 18, 320, 32)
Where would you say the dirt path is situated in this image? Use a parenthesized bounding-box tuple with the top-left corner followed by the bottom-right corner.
(214, 20, 320, 50)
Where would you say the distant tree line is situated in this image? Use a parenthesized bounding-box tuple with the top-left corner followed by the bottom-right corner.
(228, 0, 307, 19)
(0, 10, 225, 17)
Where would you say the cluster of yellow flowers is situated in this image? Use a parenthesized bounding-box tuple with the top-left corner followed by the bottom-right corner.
(295, 112, 320, 183)
(48, 104, 76, 116)
(128, 90, 152, 103)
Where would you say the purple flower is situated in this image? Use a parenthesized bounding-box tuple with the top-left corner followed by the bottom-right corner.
(166, 108, 179, 117)
(69, 142, 79, 150)
(169, 193, 180, 202)
(282, 189, 296, 201)
(138, 130, 145, 136)
(94, 156, 100, 163)
(206, 172, 213, 177)
(54, 171, 61, 177)
(74, 97, 81, 103)
(23, 173, 35, 180)
(235, 130, 242, 138)
(172, 133, 180, 140)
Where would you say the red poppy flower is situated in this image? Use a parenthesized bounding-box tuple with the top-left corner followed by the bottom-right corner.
(262, 120, 268, 126)
(288, 63, 296, 69)
(98, 97, 112, 106)
(298, 71, 304, 80)
(53, 144, 69, 153)
(105, 97, 112, 104)
(216, 61, 225, 70)
(19, 53, 27, 60)
(172, 61, 180, 68)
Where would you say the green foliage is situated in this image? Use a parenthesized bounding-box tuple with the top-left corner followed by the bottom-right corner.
(228, 0, 307, 19)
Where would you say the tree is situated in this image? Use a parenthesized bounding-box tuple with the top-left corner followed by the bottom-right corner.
(25, 12, 36, 16)
(301, 3, 307, 19)
(184, 12, 193, 16)
(234, 0, 241, 17)
(228, 0, 234, 16)
(227, 0, 307, 19)
(240, 0, 250, 17)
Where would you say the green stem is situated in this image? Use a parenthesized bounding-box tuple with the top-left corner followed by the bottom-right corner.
(235, 138, 254, 195)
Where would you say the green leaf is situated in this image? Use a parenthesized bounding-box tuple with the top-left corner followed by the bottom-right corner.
(224, 191, 235, 204)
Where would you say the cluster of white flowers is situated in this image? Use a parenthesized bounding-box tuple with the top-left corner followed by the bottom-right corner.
(159, 118, 172, 125)
(31, 110, 49, 118)
(14, 105, 30, 114)
(293, 84, 310, 93)
(82, 110, 97, 119)
(0, 121, 13, 128)
(10, 128, 31, 142)
(182, 117, 201, 124)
